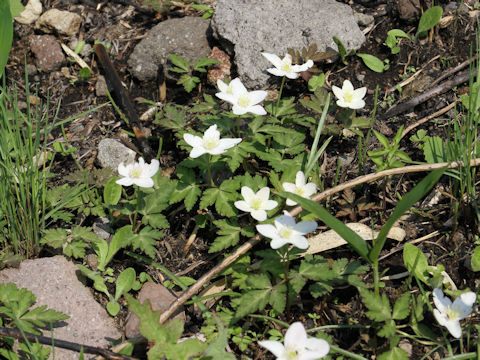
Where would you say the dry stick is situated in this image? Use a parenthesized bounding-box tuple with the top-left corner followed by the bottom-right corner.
(0, 327, 138, 360)
(160, 158, 480, 323)
(400, 101, 456, 140)
(430, 54, 478, 88)
(379, 70, 471, 120)
(94, 44, 154, 162)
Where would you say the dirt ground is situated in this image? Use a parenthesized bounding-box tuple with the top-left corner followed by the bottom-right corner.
(5, 0, 480, 357)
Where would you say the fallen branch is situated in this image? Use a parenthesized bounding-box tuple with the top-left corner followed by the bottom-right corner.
(0, 327, 138, 360)
(160, 158, 480, 323)
(379, 70, 471, 120)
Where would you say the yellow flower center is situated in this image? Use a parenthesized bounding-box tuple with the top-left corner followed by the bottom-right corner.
(251, 197, 263, 210)
(279, 225, 293, 239)
(204, 137, 219, 150)
(227, 85, 233, 94)
(238, 94, 251, 108)
(129, 167, 142, 178)
(295, 187, 305, 196)
(446, 307, 460, 320)
(282, 63, 292, 72)
(285, 346, 300, 360)
(344, 90, 354, 103)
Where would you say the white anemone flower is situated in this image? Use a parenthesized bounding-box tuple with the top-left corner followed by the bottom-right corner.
(256, 212, 317, 250)
(331, 80, 366, 109)
(283, 171, 317, 206)
(183, 124, 242, 158)
(215, 78, 267, 115)
(116, 157, 160, 188)
(258, 322, 330, 360)
(216, 77, 242, 97)
(262, 52, 314, 79)
(432, 288, 476, 339)
(234, 186, 278, 221)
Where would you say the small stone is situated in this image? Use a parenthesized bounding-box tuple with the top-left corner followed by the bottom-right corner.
(207, 47, 231, 86)
(60, 66, 71, 78)
(15, 0, 42, 24)
(35, 9, 83, 36)
(355, 12, 374, 27)
(398, 339, 412, 358)
(85, 254, 98, 270)
(97, 138, 136, 172)
(93, 217, 111, 241)
(395, 0, 421, 23)
(26, 63, 37, 76)
(445, 2, 459, 12)
(95, 75, 108, 97)
(30, 35, 65, 72)
(124, 282, 185, 338)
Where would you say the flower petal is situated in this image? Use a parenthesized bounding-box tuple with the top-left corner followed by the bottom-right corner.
(217, 79, 229, 93)
(218, 138, 242, 150)
(230, 78, 248, 96)
(267, 68, 287, 77)
(283, 182, 296, 192)
(246, 105, 267, 115)
(231, 105, 248, 115)
(241, 186, 255, 203)
(342, 79, 354, 93)
(262, 52, 283, 69)
(251, 209, 267, 221)
(189, 146, 206, 158)
(303, 182, 317, 197)
(433, 288, 452, 313)
(145, 159, 160, 177)
(117, 162, 129, 177)
(295, 171, 306, 187)
(286, 198, 297, 206)
(256, 187, 271, 201)
(289, 234, 309, 249)
(183, 133, 203, 148)
(331, 85, 344, 101)
(215, 92, 237, 104)
(256, 224, 278, 239)
(270, 237, 288, 249)
(257, 340, 285, 358)
(304, 338, 330, 359)
(445, 318, 462, 338)
(294, 221, 318, 234)
(116, 177, 134, 187)
(263, 199, 278, 211)
(354, 86, 367, 99)
(459, 291, 476, 308)
(204, 124, 220, 140)
(234, 200, 252, 213)
(275, 214, 296, 228)
(284, 322, 307, 348)
(133, 177, 154, 188)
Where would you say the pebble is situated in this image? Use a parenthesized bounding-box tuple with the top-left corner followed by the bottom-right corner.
(35, 9, 83, 36)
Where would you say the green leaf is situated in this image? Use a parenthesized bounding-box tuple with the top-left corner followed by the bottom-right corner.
(106, 301, 121, 316)
(177, 74, 200, 93)
(103, 225, 133, 270)
(378, 347, 408, 360)
(471, 246, 480, 271)
(115, 267, 136, 301)
(416, 6, 443, 38)
(308, 73, 325, 92)
(392, 293, 410, 320)
(360, 289, 392, 322)
(204, 316, 236, 360)
(193, 58, 220, 72)
(64, 240, 87, 259)
(0, 0, 13, 79)
(104, 177, 122, 205)
(131, 226, 163, 258)
(282, 192, 371, 262)
(168, 54, 190, 72)
(40, 228, 68, 248)
(369, 167, 445, 262)
(210, 219, 242, 253)
(234, 289, 271, 318)
(170, 169, 201, 211)
(403, 243, 429, 284)
(357, 53, 384, 73)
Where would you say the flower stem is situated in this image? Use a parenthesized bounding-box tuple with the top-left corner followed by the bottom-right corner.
(275, 75, 286, 118)
(283, 246, 291, 321)
(133, 188, 142, 233)
(206, 154, 215, 187)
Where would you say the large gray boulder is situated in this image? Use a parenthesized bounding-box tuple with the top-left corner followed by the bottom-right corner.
(128, 17, 212, 82)
(211, 0, 365, 89)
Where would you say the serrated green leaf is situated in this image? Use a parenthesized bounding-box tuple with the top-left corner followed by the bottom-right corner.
(204, 317, 236, 360)
(178, 74, 200, 93)
(360, 289, 392, 322)
(308, 73, 325, 92)
(64, 240, 87, 259)
(378, 346, 408, 360)
(247, 273, 271, 289)
(71, 226, 102, 243)
(168, 54, 190, 72)
(299, 256, 336, 281)
(210, 219, 242, 252)
(392, 293, 410, 320)
(131, 226, 163, 258)
(193, 58, 219, 72)
(269, 284, 287, 313)
(40, 228, 68, 248)
(234, 289, 271, 318)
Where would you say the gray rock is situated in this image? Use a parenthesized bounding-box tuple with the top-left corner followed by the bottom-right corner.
(0, 256, 121, 360)
(128, 17, 211, 82)
(26, 63, 38, 76)
(15, 0, 42, 24)
(35, 9, 83, 36)
(92, 216, 111, 241)
(97, 138, 136, 172)
(30, 35, 65, 72)
(124, 282, 185, 339)
(355, 12, 375, 27)
(95, 75, 108, 97)
(211, 0, 365, 89)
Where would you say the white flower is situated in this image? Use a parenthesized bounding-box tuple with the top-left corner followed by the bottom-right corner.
(331, 80, 366, 109)
(216, 77, 242, 96)
(283, 171, 317, 206)
(234, 186, 278, 221)
(258, 322, 330, 360)
(116, 157, 159, 188)
(256, 212, 317, 250)
(432, 288, 476, 339)
(215, 78, 267, 115)
(262, 52, 314, 79)
(183, 124, 242, 158)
